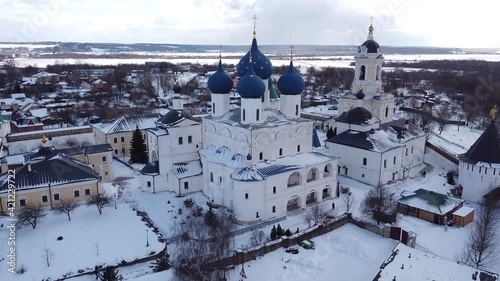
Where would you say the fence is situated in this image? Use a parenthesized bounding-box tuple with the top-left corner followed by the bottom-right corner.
(165, 215, 286, 243)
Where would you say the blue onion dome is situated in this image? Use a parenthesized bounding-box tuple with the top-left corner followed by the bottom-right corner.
(237, 37, 273, 79)
(208, 59, 233, 94)
(236, 57, 265, 99)
(277, 61, 304, 95)
(173, 82, 182, 93)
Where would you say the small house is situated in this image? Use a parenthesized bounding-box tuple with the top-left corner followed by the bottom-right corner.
(397, 188, 464, 225)
(452, 206, 475, 227)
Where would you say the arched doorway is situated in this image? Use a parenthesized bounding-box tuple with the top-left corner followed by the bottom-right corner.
(287, 195, 302, 212)
(306, 191, 317, 205)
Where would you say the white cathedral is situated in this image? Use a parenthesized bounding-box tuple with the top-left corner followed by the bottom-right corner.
(141, 27, 338, 224)
(140, 22, 427, 223)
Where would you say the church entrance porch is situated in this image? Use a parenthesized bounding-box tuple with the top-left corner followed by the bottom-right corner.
(287, 195, 302, 212)
(306, 191, 317, 205)
(322, 186, 331, 199)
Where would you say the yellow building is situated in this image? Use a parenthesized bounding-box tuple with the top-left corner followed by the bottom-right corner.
(24, 142, 113, 181)
(0, 154, 101, 214)
(92, 113, 161, 159)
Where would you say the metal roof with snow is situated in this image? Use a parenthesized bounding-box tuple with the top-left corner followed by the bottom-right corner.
(93, 113, 161, 134)
(0, 154, 99, 192)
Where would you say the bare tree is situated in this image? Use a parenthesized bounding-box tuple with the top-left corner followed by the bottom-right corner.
(4, 59, 20, 91)
(436, 105, 451, 134)
(459, 198, 499, 269)
(171, 209, 234, 281)
(342, 193, 357, 214)
(63, 137, 79, 148)
(17, 204, 46, 229)
(138, 72, 155, 97)
(42, 242, 54, 267)
(86, 193, 112, 215)
(249, 229, 267, 247)
(361, 185, 396, 225)
(304, 203, 332, 226)
(53, 198, 79, 221)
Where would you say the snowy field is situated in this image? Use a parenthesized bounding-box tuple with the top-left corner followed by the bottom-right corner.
(0, 203, 163, 281)
(228, 224, 398, 281)
(427, 123, 483, 157)
(121, 224, 398, 281)
(11, 53, 500, 68)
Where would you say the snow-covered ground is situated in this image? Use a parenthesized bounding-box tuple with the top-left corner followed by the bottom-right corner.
(0, 203, 163, 281)
(228, 224, 398, 281)
(427, 123, 483, 157)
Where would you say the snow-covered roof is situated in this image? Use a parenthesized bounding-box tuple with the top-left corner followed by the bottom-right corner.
(199, 145, 247, 169)
(0, 154, 99, 193)
(231, 168, 265, 181)
(11, 93, 26, 99)
(173, 160, 202, 179)
(377, 244, 498, 281)
(230, 152, 336, 182)
(452, 206, 475, 217)
(397, 189, 464, 215)
(93, 113, 161, 134)
(205, 108, 310, 129)
(31, 71, 58, 78)
(5, 154, 25, 165)
(29, 108, 49, 118)
(328, 119, 426, 153)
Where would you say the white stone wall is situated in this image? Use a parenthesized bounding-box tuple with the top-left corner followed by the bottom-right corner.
(458, 161, 500, 203)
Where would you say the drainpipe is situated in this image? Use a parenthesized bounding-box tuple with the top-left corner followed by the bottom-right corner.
(48, 182, 53, 209)
(97, 176, 102, 194)
(152, 174, 156, 194)
(0, 196, 3, 215)
(378, 153, 383, 186)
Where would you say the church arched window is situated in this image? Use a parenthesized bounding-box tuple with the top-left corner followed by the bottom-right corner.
(360, 65, 366, 80)
(256, 109, 260, 121)
(295, 104, 299, 116)
(385, 106, 389, 117)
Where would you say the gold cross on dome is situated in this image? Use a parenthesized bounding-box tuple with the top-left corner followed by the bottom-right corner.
(369, 16, 375, 24)
(218, 44, 222, 58)
(290, 45, 295, 60)
(490, 106, 497, 119)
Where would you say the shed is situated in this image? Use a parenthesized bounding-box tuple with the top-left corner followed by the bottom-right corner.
(452, 206, 475, 227)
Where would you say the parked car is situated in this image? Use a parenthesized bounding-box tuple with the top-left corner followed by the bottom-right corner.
(298, 240, 315, 250)
(285, 247, 299, 254)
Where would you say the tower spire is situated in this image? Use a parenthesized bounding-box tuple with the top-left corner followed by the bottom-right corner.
(252, 14, 258, 38)
(290, 45, 294, 61)
(368, 16, 375, 40)
(218, 44, 222, 58)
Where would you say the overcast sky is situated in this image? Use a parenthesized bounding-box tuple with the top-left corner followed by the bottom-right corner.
(0, 0, 499, 48)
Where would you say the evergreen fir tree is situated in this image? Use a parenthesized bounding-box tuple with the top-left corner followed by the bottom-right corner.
(270, 225, 277, 240)
(150, 252, 170, 272)
(326, 126, 335, 139)
(129, 125, 148, 164)
(295, 227, 299, 234)
(99, 266, 122, 281)
(284, 229, 292, 237)
(204, 207, 217, 226)
(276, 224, 284, 237)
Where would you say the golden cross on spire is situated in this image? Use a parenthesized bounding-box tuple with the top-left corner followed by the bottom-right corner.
(252, 14, 258, 37)
(290, 45, 294, 60)
(369, 16, 375, 33)
(490, 105, 497, 119)
(218, 44, 222, 58)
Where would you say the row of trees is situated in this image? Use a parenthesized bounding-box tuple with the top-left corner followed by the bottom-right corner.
(17, 193, 113, 230)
